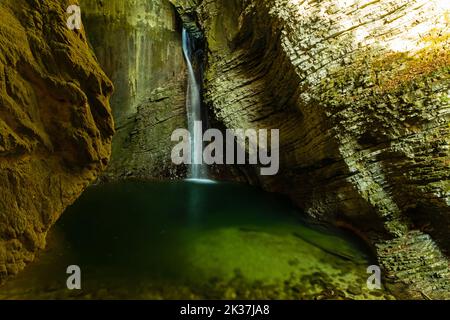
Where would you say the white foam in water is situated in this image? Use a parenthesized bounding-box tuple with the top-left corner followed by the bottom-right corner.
(185, 178, 218, 184)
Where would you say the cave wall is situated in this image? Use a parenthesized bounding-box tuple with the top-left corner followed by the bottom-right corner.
(0, 0, 114, 283)
(171, 0, 450, 298)
(81, 0, 188, 180)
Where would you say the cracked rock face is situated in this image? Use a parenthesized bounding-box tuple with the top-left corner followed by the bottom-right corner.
(171, 0, 450, 298)
(0, 0, 114, 283)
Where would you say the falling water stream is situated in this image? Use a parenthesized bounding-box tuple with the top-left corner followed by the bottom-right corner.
(182, 28, 205, 179)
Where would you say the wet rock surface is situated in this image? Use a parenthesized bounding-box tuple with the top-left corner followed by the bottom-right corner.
(102, 82, 188, 180)
(81, 0, 189, 180)
(0, 0, 114, 284)
(378, 231, 450, 299)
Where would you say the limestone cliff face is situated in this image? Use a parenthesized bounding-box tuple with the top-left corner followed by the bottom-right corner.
(81, 0, 188, 180)
(172, 0, 450, 298)
(0, 0, 114, 283)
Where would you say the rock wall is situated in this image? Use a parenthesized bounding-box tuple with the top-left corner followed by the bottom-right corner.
(0, 0, 114, 284)
(172, 0, 450, 298)
(81, 0, 188, 180)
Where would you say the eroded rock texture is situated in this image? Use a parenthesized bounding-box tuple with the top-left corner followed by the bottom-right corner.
(81, 0, 188, 180)
(0, 0, 114, 283)
(172, 0, 450, 298)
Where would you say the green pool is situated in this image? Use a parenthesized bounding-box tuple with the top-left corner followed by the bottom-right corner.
(0, 180, 393, 300)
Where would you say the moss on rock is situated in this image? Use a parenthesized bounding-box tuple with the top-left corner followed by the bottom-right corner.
(0, 0, 114, 284)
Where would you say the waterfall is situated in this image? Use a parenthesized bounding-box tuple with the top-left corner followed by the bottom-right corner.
(182, 28, 205, 179)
